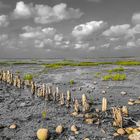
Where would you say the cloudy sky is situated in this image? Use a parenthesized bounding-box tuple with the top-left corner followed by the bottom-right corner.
(0, 0, 140, 58)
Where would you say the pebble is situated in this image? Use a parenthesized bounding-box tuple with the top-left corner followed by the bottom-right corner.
(128, 132, 140, 140)
(117, 128, 126, 135)
(102, 90, 106, 94)
(56, 125, 64, 134)
(19, 102, 26, 107)
(37, 128, 49, 140)
(134, 100, 140, 104)
(128, 101, 135, 105)
(71, 125, 78, 134)
(93, 81, 97, 85)
(9, 124, 17, 129)
(84, 138, 90, 140)
(121, 91, 127, 95)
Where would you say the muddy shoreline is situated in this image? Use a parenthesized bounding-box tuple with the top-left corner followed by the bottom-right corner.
(0, 64, 140, 140)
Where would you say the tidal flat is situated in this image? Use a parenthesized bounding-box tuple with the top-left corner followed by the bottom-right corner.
(0, 58, 140, 140)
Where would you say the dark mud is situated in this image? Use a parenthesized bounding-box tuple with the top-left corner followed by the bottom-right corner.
(0, 64, 140, 140)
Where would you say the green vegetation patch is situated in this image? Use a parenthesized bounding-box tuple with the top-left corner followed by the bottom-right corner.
(69, 79, 75, 85)
(116, 61, 140, 66)
(102, 73, 126, 81)
(108, 66, 124, 73)
(44, 60, 113, 68)
(23, 74, 33, 80)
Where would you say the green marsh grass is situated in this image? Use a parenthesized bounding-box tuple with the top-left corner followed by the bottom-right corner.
(23, 74, 33, 81)
(108, 66, 124, 73)
(70, 79, 75, 85)
(102, 73, 126, 81)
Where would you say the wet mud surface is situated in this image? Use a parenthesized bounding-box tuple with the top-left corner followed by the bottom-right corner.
(0, 64, 140, 140)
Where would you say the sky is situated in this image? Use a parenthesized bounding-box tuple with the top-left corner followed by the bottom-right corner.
(0, 0, 140, 58)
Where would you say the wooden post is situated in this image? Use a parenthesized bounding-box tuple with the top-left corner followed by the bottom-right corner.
(82, 94, 90, 113)
(102, 97, 107, 112)
(60, 93, 65, 106)
(66, 90, 71, 108)
(74, 99, 80, 113)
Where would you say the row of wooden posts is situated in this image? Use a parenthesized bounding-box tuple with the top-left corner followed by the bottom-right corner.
(0, 70, 126, 128)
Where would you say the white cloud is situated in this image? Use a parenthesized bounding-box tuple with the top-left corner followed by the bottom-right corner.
(109, 38, 119, 41)
(132, 13, 140, 25)
(54, 34, 64, 42)
(0, 34, 8, 41)
(100, 43, 110, 48)
(13, 1, 83, 24)
(136, 39, 140, 46)
(88, 46, 95, 51)
(0, 15, 9, 27)
(103, 24, 130, 37)
(127, 41, 136, 48)
(35, 3, 83, 24)
(74, 43, 89, 49)
(72, 21, 107, 40)
(13, 1, 33, 19)
(114, 45, 122, 50)
(20, 26, 57, 39)
(20, 25, 71, 50)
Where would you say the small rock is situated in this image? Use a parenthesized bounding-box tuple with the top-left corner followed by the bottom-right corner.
(93, 81, 97, 85)
(76, 114, 84, 118)
(71, 125, 78, 134)
(113, 132, 119, 137)
(84, 118, 94, 124)
(132, 128, 139, 134)
(56, 125, 64, 134)
(37, 128, 49, 140)
(128, 101, 135, 105)
(84, 138, 90, 140)
(84, 113, 93, 119)
(134, 100, 140, 104)
(20, 102, 26, 107)
(121, 106, 128, 116)
(9, 124, 17, 129)
(125, 127, 133, 134)
(129, 99, 135, 102)
(95, 108, 100, 113)
(71, 112, 78, 117)
(102, 90, 106, 94)
(117, 128, 126, 135)
(121, 91, 127, 96)
(128, 132, 140, 140)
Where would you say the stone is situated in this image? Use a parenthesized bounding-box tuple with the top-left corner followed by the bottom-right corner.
(128, 132, 140, 140)
(102, 90, 106, 94)
(37, 128, 49, 140)
(125, 127, 133, 134)
(9, 124, 17, 129)
(128, 101, 135, 105)
(117, 128, 126, 135)
(71, 125, 78, 134)
(121, 91, 127, 96)
(56, 125, 64, 134)
(134, 100, 140, 104)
